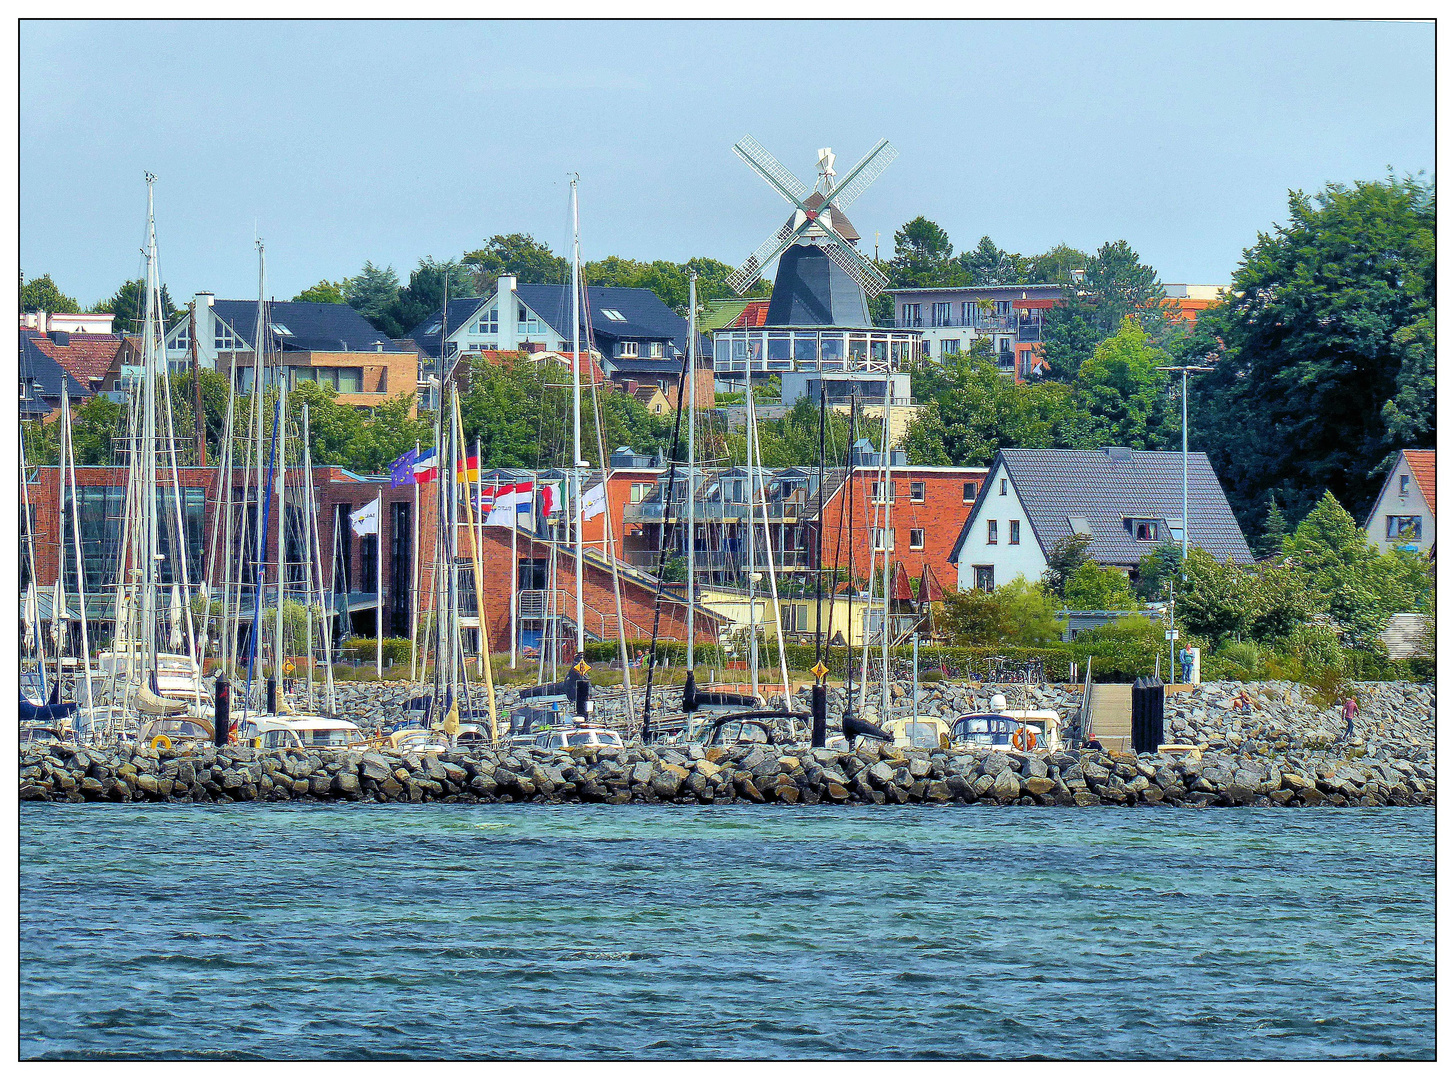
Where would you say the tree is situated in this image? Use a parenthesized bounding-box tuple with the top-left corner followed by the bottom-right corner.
(69, 394, 127, 465)
(941, 576, 1064, 646)
(901, 351, 1072, 467)
(462, 233, 569, 286)
(1283, 490, 1429, 649)
(1254, 495, 1290, 559)
(887, 217, 962, 288)
(1025, 244, 1091, 286)
(381, 258, 474, 339)
(344, 261, 401, 329)
(1062, 562, 1137, 611)
(1039, 240, 1171, 381)
(724, 396, 852, 468)
(1134, 541, 1182, 600)
(294, 280, 349, 305)
(1177, 548, 1254, 645)
(91, 279, 177, 332)
(1062, 319, 1175, 450)
(1188, 175, 1435, 530)
(21, 272, 80, 313)
(958, 236, 1026, 286)
(1041, 532, 1093, 598)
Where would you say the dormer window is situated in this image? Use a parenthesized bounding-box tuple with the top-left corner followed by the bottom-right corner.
(616, 341, 639, 358)
(1124, 518, 1160, 542)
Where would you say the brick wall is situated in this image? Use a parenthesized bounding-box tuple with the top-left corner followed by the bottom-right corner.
(819, 466, 986, 581)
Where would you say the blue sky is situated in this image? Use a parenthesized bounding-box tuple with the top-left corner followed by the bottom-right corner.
(21, 19, 1434, 306)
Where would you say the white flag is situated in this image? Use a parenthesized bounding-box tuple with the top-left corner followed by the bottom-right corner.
(50, 580, 65, 648)
(581, 482, 607, 521)
(350, 497, 380, 537)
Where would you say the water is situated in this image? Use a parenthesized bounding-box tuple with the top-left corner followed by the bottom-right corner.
(21, 804, 1433, 1060)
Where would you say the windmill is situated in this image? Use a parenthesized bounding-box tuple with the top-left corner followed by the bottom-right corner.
(725, 135, 899, 298)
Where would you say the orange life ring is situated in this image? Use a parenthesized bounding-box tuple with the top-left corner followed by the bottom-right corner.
(1012, 726, 1038, 752)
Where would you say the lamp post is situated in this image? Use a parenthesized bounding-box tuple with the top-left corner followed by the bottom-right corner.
(1156, 363, 1213, 680)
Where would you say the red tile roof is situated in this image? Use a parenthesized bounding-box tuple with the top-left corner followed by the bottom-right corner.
(731, 300, 771, 328)
(25, 330, 123, 389)
(1405, 450, 1436, 517)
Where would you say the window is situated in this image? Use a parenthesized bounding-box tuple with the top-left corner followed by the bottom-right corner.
(910, 481, 925, 502)
(942, 338, 960, 356)
(171, 325, 188, 353)
(630, 482, 652, 504)
(617, 341, 639, 358)
(872, 527, 894, 551)
(932, 302, 951, 327)
(1009, 520, 1020, 545)
(993, 300, 1012, 318)
(987, 519, 998, 544)
(270, 323, 292, 336)
(999, 478, 1008, 495)
(962, 481, 978, 503)
(601, 309, 627, 322)
(902, 303, 922, 327)
(1123, 518, 1159, 542)
(1399, 474, 1410, 497)
(961, 301, 973, 325)
(871, 481, 896, 503)
(910, 528, 925, 550)
(1387, 515, 1422, 540)
(975, 565, 995, 591)
(648, 341, 664, 357)
(423, 321, 442, 335)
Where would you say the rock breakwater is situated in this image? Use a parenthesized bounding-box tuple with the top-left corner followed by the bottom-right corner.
(19, 735, 1435, 808)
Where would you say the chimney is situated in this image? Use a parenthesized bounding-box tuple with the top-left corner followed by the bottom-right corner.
(195, 291, 214, 307)
(498, 275, 518, 351)
(48, 329, 70, 346)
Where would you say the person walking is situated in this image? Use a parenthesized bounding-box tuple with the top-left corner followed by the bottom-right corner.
(1342, 696, 1360, 741)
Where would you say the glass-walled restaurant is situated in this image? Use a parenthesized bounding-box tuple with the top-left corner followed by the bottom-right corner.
(713, 326, 922, 376)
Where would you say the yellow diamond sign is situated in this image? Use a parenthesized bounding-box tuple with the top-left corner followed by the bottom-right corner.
(811, 661, 829, 680)
(573, 659, 591, 676)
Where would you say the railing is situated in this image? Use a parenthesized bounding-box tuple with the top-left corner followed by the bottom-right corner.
(624, 500, 814, 524)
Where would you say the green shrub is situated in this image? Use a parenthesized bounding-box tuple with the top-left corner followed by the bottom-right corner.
(341, 637, 414, 667)
(1216, 640, 1262, 680)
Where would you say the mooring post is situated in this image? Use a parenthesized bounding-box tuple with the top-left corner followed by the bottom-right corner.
(214, 671, 230, 746)
(266, 675, 277, 716)
(812, 683, 827, 748)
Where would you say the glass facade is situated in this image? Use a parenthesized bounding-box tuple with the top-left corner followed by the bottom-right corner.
(713, 327, 918, 375)
(63, 485, 205, 594)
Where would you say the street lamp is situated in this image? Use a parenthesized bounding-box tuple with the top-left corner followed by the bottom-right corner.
(1156, 363, 1213, 680)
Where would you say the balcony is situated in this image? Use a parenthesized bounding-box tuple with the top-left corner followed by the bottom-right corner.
(1017, 319, 1044, 343)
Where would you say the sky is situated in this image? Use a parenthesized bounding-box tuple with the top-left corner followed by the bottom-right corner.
(20, 19, 1435, 307)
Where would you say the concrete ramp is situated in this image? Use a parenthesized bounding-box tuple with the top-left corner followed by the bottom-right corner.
(1089, 683, 1133, 753)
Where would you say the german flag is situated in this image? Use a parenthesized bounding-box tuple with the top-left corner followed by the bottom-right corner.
(455, 455, 479, 482)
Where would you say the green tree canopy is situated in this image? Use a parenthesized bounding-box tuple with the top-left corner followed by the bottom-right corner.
(22, 272, 80, 313)
(462, 233, 569, 286)
(1062, 319, 1174, 450)
(1062, 562, 1137, 611)
(1039, 240, 1171, 381)
(902, 349, 1072, 466)
(1025, 244, 1091, 286)
(888, 217, 963, 288)
(1188, 174, 1435, 529)
(293, 280, 350, 305)
(90, 279, 178, 332)
(941, 576, 1065, 646)
(958, 236, 1027, 286)
(1041, 532, 1093, 598)
(344, 261, 401, 329)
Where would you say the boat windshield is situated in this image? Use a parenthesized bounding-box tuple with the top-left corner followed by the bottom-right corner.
(713, 721, 770, 745)
(297, 727, 357, 747)
(952, 714, 1016, 745)
(904, 722, 941, 748)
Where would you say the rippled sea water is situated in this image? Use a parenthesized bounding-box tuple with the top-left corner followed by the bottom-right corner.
(21, 804, 1433, 1060)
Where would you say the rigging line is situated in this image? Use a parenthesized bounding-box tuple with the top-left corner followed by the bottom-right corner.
(639, 337, 693, 739)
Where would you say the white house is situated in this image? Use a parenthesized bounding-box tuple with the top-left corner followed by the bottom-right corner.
(948, 447, 1253, 591)
(1364, 449, 1435, 555)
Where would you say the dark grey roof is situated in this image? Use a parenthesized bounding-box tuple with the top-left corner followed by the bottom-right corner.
(203, 300, 403, 354)
(947, 447, 1253, 566)
(608, 357, 683, 375)
(765, 244, 870, 328)
(405, 284, 688, 360)
(19, 331, 87, 410)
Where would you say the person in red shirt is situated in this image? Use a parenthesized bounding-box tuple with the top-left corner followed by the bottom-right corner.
(1342, 697, 1360, 741)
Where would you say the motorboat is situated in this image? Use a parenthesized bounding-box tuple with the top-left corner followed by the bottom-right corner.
(19, 723, 64, 748)
(20, 670, 79, 726)
(533, 724, 624, 750)
(138, 715, 215, 750)
(238, 715, 366, 751)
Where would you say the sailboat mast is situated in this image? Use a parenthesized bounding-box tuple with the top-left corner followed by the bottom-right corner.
(62, 385, 95, 709)
(141, 175, 161, 684)
(570, 176, 585, 658)
(274, 377, 288, 692)
(685, 272, 696, 673)
(879, 380, 895, 724)
(745, 379, 759, 701)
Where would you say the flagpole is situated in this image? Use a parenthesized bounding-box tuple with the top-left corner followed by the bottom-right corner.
(375, 485, 383, 678)
(510, 471, 519, 669)
(410, 438, 421, 683)
(570, 175, 586, 661)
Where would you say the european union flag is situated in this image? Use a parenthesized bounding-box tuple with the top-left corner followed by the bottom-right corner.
(389, 448, 419, 488)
